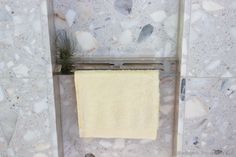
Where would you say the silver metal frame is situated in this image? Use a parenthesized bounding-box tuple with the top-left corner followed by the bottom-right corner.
(70, 57, 177, 71)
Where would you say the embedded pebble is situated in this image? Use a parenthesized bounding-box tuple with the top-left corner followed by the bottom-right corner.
(139, 139, 152, 144)
(65, 9, 76, 27)
(85, 153, 95, 157)
(230, 27, 236, 39)
(99, 140, 112, 148)
(202, 1, 224, 11)
(123, 144, 140, 152)
(76, 31, 98, 52)
(33, 98, 48, 113)
(24, 130, 37, 142)
(5, 148, 15, 156)
(0, 87, 4, 102)
(0, 109, 18, 144)
(213, 149, 223, 155)
(40, 1, 47, 16)
(0, 62, 5, 72)
(192, 136, 199, 145)
(13, 64, 29, 77)
(119, 30, 133, 45)
(201, 141, 206, 146)
(13, 16, 23, 25)
(7, 61, 14, 68)
(164, 42, 172, 54)
(34, 143, 51, 151)
(0, 9, 12, 21)
(22, 46, 32, 54)
(191, 11, 205, 23)
(100, 153, 112, 157)
(185, 97, 208, 119)
(15, 54, 20, 60)
(137, 24, 154, 42)
(114, 0, 133, 15)
(150, 11, 167, 23)
(113, 139, 125, 149)
(206, 60, 221, 71)
(164, 14, 178, 39)
(120, 20, 138, 29)
(33, 153, 48, 157)
(5, 5, 11, 12)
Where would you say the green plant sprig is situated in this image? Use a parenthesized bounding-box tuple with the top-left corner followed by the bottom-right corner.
(56, 30, 75, 74)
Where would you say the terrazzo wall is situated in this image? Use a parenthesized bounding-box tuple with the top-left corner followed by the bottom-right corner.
(1, 0, 236, 157)
(53, 0, 179, 58)
(0, 0, 59, 157)
(177, 0, 236, 156)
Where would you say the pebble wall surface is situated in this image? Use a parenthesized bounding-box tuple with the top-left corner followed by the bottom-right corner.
(178, 0, 236, 157)
(0, 0, 58, 157)
(53, 0, 179, 58)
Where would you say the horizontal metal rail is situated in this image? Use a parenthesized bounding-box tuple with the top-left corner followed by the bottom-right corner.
(69, 57, 177, 72)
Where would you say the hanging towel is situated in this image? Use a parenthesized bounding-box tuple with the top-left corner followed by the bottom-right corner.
(74, 70, 160, 140)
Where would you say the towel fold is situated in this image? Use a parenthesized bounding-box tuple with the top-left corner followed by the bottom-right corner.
(74, 70, 160, 140)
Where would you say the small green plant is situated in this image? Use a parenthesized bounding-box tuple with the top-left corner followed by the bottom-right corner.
(56, 30, 75, 74)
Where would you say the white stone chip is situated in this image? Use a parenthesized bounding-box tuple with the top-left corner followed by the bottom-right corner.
(7, 61, 14, 68)
(202, 1, 224, 12)
(113, 139, 125, 149)
(15, 54, 20, 60)
(222, 71, 233, 77)
(33, 153, 48, 157)
(0, 109, 18, 144)
(40, 1, 47, 16)
(119, 30, 133, 45)
(230, 27, 236, 39)
(164, 42, 173, 57)
(76, 31, 98, 52)
(13, 64, 29, 77)
(150, 11, 167, 23)
(191, 11, 205, 23)
(34, 143, 50, 151)
(23, 46, 32, 54)
(139, 139, 152, 144)
(0, 87, 4, 102)
(164, 14, 178, 39)
(206, 60, 221, 71)
(65, 9, 76, 27)
(99, 140, 112, 148)
(120, 20, 138, 29)
(23, 130, 36, 141)
(33, 98, 48, 113)
(185, 97, 208, 119)
(5, 5, 11, 12)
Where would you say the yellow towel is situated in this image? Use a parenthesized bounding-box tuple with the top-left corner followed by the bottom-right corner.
(74, 70, 160, 140)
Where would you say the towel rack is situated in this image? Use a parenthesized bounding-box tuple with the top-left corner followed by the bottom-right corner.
(54, 57, 177, 75)
(69, 57, 177, 72)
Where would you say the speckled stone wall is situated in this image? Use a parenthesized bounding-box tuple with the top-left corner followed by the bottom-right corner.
(0, 0, 59, 157)
(3, 0, 235, 156)
(177, 0, 236, 156)
(53, 0, 179, 58)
